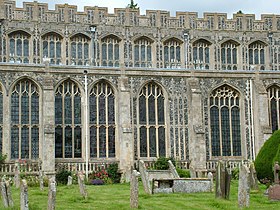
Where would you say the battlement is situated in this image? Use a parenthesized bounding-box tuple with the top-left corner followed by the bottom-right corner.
(1, 0, 280, 31)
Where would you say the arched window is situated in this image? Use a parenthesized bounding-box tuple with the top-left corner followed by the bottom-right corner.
(138, 82, 166, 158)
(134, 37, 152, 68)
(163, 38, 182, 69)
(89, 81, 115, 158)
(221, 41, 238, 70)
(101, 35, 120, 67)
(9, 31, 30, 63)
(0, 86, 3, 154)
(192, 39, 211, 70)
(267, 85, 280, 133)
(42, 33, 62, 65)
(249, 41, 265, 70)
(55, 80, 81, 158)
(11, 79, 39, 159)
(70, 34, 90, 66)
(210, 85, 241, 157)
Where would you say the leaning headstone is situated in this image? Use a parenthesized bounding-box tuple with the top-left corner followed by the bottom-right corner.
(130, 170, 141, 208)
(20, 179, 29, 210)
(215, 161, 231, 199)
(268, 162, 280, 200)
(5, 180, 14, 207)
(249, 163, 259, 191)
(78, 172, 88, 199)
(48, 177, 56, 210)
(67, 176, 73, 186)
(1, 180, 9, 207)
(238, 165, 250, 208)
(208, 172, 214, 192)
(274, 161, 280, 185)
(39, 171, 44, 191)
(14, 165, 20, 189)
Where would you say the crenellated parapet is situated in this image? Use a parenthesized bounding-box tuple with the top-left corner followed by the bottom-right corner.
(1, 0, 280, 31)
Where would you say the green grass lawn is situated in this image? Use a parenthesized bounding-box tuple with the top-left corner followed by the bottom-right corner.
(1, 181, 280, 210)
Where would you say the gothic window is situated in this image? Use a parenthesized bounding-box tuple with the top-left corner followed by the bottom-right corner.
(11, 79, 39, 159)
(221, 40, 239, 70)
(9, 31, 30, 64)
(163, 38, 182, 69)
(268, 85, 280, 133)
(42, 33, 62, 65)
(138, 82, 166, 158)
(55, 80, 81, 158)
(249, 41, 266, 70)
(101, 35, 120, 67)
(192, 39, 211, 70)
(0, 86, 2, 154)
(134, 37, 152, 68)
(89, 81, 115, 158)
(70, 34, 90, 66)
(210, 85, 241, 157)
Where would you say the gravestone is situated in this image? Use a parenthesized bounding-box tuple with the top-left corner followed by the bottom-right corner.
(208, 172, 213, 192)
(78, 172, 88, 199)
(39, 171, 44, 191)
(14, 165, 20, 189)
(6, 180, 14, 207)
(274, 161, 280, 184)
(48, 177, 56, 210)
(1, 180, 9, 207)
(20, 179, 29, 210)
(249, 163, 259, 191)
(268, 162, 280, 200)
(215, 161, 231, 199)
(130, 170, 141, 208)
(67, 176, 73, 186)
(238, 165, 250, 208)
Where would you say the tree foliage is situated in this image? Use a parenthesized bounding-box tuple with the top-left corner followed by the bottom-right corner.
(127, 0, 138, 9)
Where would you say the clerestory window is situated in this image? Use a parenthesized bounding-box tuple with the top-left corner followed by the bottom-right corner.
(134, 37, 152, 68)
(101, 35, 120, 67)
(221, 41, 238, 70)
(42, 33, 62, 65)
(163, 38, 182, 69)
(70, 34, 90, 66)
(267, 85, 280, 133)
(9, 31, 30, 64)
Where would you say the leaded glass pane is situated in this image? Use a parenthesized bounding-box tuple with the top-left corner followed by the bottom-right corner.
(31, 127, 39, 159)
(65, 126, 72, 158)
(0, 128, 2, 154)
(11, 93, 19, 124)
(89, 95, 97, 124)
(249, 49, 253, 65)
(149, 126, 156, 157)
(108, 43, 113, 60)
(16, 39, 22, 56)
(271, 98, 278, 132)
(114, 44, 119, 60)
(99, 94, 106, 124)
(159, 126, 165, 156)
(50, 41, 55, 58)
(78, 42, 82, 59)
(11, 126, 19, 159)
(148, 95, 155, 124)
(108, 94, 115, 124)
(221, 107, 231, 156)
(43, 41, 48, 57)
(254, 49, 259, 64)
(10, 39, 15, 55)
(55, 127, 62, 158)
(90, 126, 97, 158)
(21, 126, 29, 159)
(221, 48, 225, 64)
(71, 43, 76, 59)
(170, 46, 175, 60)
(55, 95, 62, 124)
(56, 42, 61, 58)
(260, 49, 265, 64)
(21, 93, 29, 124)
(102, 43, 107, 60)
(158, 95, 165, 124)
(74, 126, 81, 158)
(210, 106, 220, 156)
(139, 95, 146, 124)
(74, 96, 81, 124)
(24, 39, 29, 57)
(64, 95, 72, 124)
(108, 126, 115, 157)
(193, 47, 197, 61)
(233, 48, 237, 64)
(84, 43, 89, 59)
(31, 94, 39, 124)
(99, 126, 106, 158)
(140, 126, 147, 157)
(231, 107, 241, 156)
(176, 46, 181, 62)
(147, 46, 152, 62)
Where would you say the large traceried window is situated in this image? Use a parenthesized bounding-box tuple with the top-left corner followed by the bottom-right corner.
(89, 81, 115, 158)
(268, 85, 280, 133)
(55, 80, 82, 158)
(134, 37, 152, 68)
(192, 39, 211, 70)
(11, 79, 39, 159)
(221, 40, 238, 70)
(42, 33, 62, 65)
(210, 85, 241, 157)
(249, 41, 266, 70)
(9, 31, 30, 64)
(101, 35, 120, 67)
(70, 34, 90, 66)
(0, 86, 3, 154)
(138, 82, 166, 158)
(163, 38, 182, 69)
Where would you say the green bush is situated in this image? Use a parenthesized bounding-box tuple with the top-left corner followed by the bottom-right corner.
(107, 163, 121, 183)
(56, 169, 71, 185)
(0, 154, 7, 165)
(176, 168, 190, 178)
(231, 167, 239, 180)
(255, 129, 280, 183)
(154, 157, 176, 170)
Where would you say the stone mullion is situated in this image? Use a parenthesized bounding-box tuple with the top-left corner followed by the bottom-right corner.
(155, 88, 159, 157)
(105, 85, 109, 158)
(19, 85, 22, 159)
(229, 103, 233, 156)
(277, 89, 280, 129)
(62, 88, 65, 158)
(146, 87, 150, 158)
(218, 97, 222, 156)
(96, 91, 99, 158)
(182, 98, 187, 160)
(28, 84, 32, 159)
(71, 84, 75, 158)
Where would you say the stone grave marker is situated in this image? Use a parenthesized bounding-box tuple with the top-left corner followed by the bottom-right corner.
(20, 179, 29, 210)
(268, 162, 280, 200)
(67, 176, 73, 186)
(14, 165, 20, 189)
(238, 165, 250, 208)
(130, 170, 141, 208)
(208, 172, 213, 192)
(39, 170, 44, 191)
(78, 172, 88, 199)
(6, 180, 14, 207)
(215, 161, 231, 199)
(48, 177, 56, 210)
(249, 163, 259, 191)
(1, 180, 9, 208)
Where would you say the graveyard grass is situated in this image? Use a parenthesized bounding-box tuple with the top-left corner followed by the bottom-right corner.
(2, 181, 280, 210)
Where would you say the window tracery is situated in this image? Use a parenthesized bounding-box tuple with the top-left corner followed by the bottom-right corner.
(9, 31, 30, 64)
(42, 33, 62, 65)
(69, 34, 90, 66)
(101, 36, 120, 67)
(192, 39, 210, 69)
(134, 37, 152, 67)
(268, 85, 280, 132)
(163, 39, 181, 69)
(249, 41, 265, 70)
(221, 41, 238, 70)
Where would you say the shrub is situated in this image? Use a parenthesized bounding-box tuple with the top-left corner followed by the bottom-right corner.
(0, 154, 7, 165)
(107, 163, 121, 183)
(231, 167, 239, 180)
(176, 168, 190, 178)
(56, 169, 71, 185)
(88, 169, 112, 184)
(255, 129, 280, 183)
(154, 157, 176, 170)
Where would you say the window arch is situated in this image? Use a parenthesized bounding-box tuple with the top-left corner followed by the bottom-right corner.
(0, 85, 3, 154)
(249, 41, 265, 70)
(55, 80, 81, 158)
(163, 38, 182, 69)
(101, 35, 120, 67)
(89, 81, 115, 158)
(10, 79, 39, 159)
(221, 40, 238, 70)
(70, 34, 90, 66)
(42, 33, 62, 65)
(138, 82, 166, 158)
(210, 85, 241, 157)
(267, 85, 280, 133)
(192, 39, 211, 70)
(9, 31, 30, 64)
(134, 37, 152, 67)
